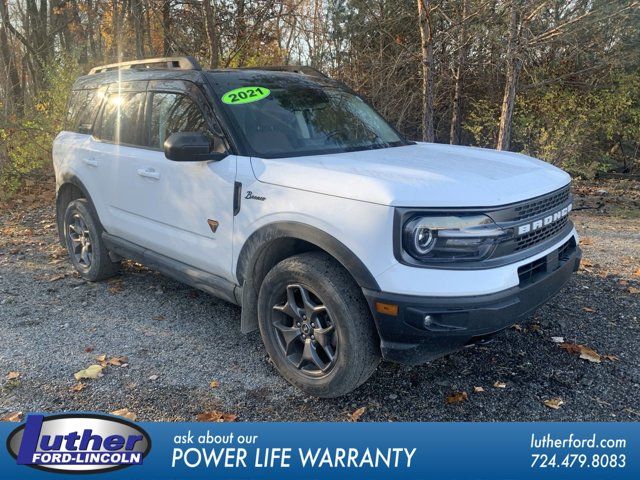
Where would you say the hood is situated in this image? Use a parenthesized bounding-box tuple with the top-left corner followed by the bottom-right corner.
(250, 142, 571, 207)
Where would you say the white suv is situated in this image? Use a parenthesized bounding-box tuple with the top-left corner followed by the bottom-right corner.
(53, 57, 581, 397)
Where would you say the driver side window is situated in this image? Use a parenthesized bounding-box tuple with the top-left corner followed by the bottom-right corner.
(149, 92, 208, 150)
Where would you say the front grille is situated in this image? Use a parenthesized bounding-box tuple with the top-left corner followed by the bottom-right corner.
(517, 237, 576, 286)
(515, 216, 569, 251)
(514, 185, 570, 221)
(517, 255, 547, 286)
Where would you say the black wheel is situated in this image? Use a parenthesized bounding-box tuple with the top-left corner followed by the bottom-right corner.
(63, 199, 119, 281)
(258, 252, 380, 397)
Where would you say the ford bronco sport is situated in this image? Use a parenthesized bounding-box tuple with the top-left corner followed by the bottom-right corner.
(53, 56, 581, 397)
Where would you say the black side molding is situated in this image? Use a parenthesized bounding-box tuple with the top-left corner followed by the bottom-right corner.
(102, 233, 241, 305)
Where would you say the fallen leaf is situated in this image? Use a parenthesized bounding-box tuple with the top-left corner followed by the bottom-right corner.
(579, 237, 594, 246)
(6, 371, 20, 380)
(551, 336, 565, 343)
(559, 342, 582, 355)
(579, 347, 601, 363)
(69, 382, 86, 392)
(581, 259, 595, 268)
(348, 407, 366, 422)
(473, 386, 485, 393)
(633, 268, 640, 277)
(493, 381, 507, 389)
(1, 411, 23, 422)
(543, 397, 565, 410)
(603, 354, 619, 361)
(148, 374, 159, 381)
(152, 315, 165, 321)
(74, 364, 103, 380)
(446, 391, 468, 404)
(583, 307, 595, 313)
(84, 346, 94, 353)
(560, 342, 601, 363)
(209, 380, 220, 388)
(196, 411, 237, 422)
(110, 408, 136, 421)
(95, 354, 106, 362)
(512, 324, 523, 332)
(629, 287, 640, 295)
(107, 280, 123, 294)
(49, 274, 65, 282)
(107, 356, 128, 367)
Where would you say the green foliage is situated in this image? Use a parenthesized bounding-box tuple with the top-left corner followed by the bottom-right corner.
(0, 58, 81, 199)
(463, 71, 640, 179)
(512, 71, 640, 178)
(464, 100, 501, 148)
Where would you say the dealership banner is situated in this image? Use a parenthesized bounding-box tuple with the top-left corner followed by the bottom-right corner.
(1, 414, 637, 479)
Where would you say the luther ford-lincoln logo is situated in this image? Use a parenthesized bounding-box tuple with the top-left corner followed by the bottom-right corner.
(517, 203, 572, 236)
(6, 413, 151, 473)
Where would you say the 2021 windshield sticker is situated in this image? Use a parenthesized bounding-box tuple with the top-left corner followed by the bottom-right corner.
(222, 87, 270, 105)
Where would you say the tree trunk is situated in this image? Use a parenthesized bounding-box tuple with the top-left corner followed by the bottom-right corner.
(162, 0, 171, 56)
(72, 1, 88, 64)
(86, 0, 98, 60)
(235, 0, 246, 66)
(203, 0, 219, 68)
(497, 0, 521, 151)
(132, 0, 145, 59)
(144, 0, 153, 56)
(111, 0, 122, 60)
(0, 0, 23, 114)
(417, 0, 434, 142)
(449, 0, 468, 145)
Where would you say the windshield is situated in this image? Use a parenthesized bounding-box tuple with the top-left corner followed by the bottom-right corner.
(208, 74, 406, 158)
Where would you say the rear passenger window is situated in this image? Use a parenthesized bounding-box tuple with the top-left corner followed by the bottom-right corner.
(149, 92, 208, 149)
(66, 89, 102, 133)
(94, 92, 145, 145)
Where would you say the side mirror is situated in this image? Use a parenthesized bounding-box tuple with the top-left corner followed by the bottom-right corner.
(163, 132, 227, 162)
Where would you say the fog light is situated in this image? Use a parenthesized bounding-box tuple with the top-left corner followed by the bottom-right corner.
(424, 315, 434, 328)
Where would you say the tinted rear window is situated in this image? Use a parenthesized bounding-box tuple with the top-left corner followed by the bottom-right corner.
(93, 92, 145, 145)
(65, 89, 102, 133)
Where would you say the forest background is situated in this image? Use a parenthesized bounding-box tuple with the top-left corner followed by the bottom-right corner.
(0, 0, 638, 198)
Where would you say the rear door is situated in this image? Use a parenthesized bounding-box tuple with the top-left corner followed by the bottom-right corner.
(109, 80, 237, 281)
(85, 81, 148, 234)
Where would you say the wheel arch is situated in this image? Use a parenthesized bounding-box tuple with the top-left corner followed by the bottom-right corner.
(55, 175, 99, 247)
(236, 221, 380, 333)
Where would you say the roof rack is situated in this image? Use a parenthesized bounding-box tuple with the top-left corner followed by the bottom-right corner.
(88, 56, 202, 75)
(238, 65, 328, 79)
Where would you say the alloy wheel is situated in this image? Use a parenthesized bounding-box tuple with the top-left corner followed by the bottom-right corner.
(67, 212, 93, 270)
(271, 284, 338, 376)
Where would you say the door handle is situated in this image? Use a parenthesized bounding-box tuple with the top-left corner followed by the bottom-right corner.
(83, 158, 98, 167)
(136, 168, 160, 180)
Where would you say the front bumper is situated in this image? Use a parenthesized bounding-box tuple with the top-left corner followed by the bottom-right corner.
(363, 238, 581, 365)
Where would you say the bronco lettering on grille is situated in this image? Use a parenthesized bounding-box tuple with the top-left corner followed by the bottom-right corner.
(517, 203, 572, 236)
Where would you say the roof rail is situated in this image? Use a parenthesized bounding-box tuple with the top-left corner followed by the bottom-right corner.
(238, 65, 328, 79)
(89, 56, 202, 75)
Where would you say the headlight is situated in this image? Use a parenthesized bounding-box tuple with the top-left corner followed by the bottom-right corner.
(402, 214, 506, 263)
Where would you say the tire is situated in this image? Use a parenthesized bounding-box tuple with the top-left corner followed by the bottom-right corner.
(63, 199, 119, 281)
(258, 251, 380, 397)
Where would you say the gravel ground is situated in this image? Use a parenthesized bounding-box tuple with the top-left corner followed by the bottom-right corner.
(1, 181, 639, 422)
